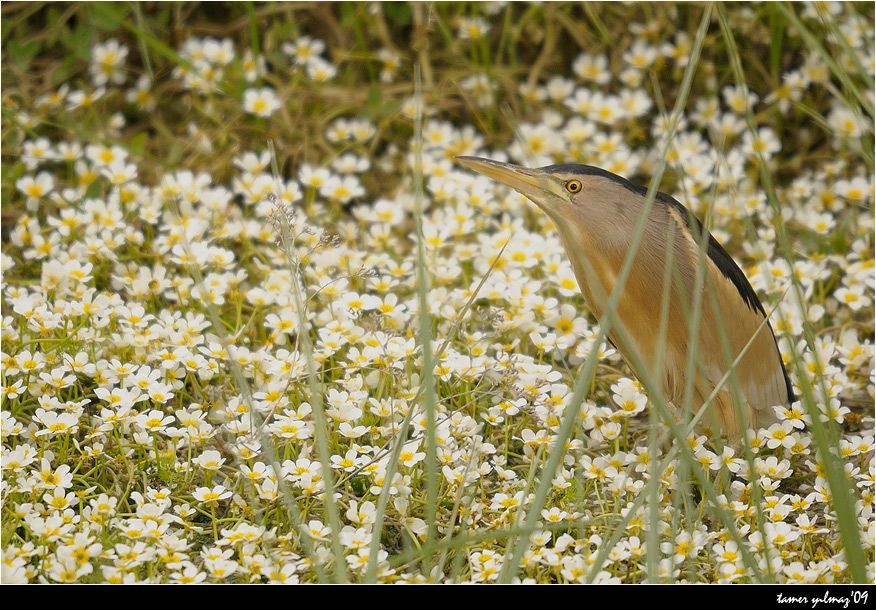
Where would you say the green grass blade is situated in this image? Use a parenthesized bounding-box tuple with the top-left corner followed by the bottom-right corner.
(268, 141, 349, 584)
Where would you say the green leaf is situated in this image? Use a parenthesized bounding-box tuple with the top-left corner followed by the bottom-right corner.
(91, 2, 128, 30)
(130, 132, 148, 157)
(85, 182, 102, 199)
(68, 24, 94, 61)
(381, 100, 401, 115)
(1, 18, 13, 41)
(8, 40, 41, 69)
(5, 162, 26, 187)
(50, 56, 78, 86)
(153, 6, 171, 29)
(365, 84, 381, 118)
(44, 7, 64, 45)
(350, 476, 368, 497)
(768, 4, 785, 81)
(384, 2, 411, 27)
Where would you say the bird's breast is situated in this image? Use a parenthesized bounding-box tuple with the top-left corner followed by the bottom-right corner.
(566, 242, 690, 394)
(554, 218, 690, 392)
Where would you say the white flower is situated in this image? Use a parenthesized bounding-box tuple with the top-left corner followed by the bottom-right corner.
(16, 173, 54, 207)
(243, 87, 281, 117)
(192, 450, 226, 470)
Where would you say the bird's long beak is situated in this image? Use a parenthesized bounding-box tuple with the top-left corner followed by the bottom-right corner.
(455, 156, 566, 202)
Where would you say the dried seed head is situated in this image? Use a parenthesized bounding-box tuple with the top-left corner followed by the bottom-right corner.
(267, 194, 297, 224)
(356, 265, 378, 278)
(317, 231, 341, 248)
(484, 306, 505, 328)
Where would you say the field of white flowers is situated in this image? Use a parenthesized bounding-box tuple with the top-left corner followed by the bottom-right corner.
(1, 2, 873, 583)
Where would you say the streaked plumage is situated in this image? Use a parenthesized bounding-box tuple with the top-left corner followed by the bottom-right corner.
(457, 156, 794, 437)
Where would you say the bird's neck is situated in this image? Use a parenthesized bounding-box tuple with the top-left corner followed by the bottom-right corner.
(552, 221, 621, 322)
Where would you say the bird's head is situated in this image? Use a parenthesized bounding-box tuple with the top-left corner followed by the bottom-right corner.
(455, 156, 643, 252)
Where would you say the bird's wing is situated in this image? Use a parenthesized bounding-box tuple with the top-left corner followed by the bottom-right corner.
(665, 201, 793, 431)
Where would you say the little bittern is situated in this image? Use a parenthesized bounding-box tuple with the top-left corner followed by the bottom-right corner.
(457, 156, 794, 437)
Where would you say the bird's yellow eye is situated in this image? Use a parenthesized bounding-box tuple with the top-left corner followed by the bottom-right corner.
(564, 179, 582, 194)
